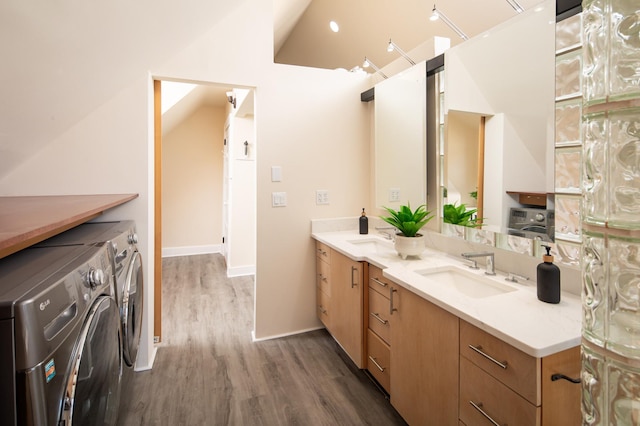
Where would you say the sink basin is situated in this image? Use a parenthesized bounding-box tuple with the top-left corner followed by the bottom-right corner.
(347, 238, 392, 253)
(416, 266, 516, 299)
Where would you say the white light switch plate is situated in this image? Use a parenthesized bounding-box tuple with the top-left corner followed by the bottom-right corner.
(271, 166, 282, 182)
(272, 192, 287, 207)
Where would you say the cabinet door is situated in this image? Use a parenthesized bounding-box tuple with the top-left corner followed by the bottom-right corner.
(390, 285, 459, 426)
(541, 346, 581, 425)
(330, 250, 365, 368)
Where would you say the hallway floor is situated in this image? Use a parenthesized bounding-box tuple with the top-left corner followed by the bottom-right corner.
(117, 254, 407, 425)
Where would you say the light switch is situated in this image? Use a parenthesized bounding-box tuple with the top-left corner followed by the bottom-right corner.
(271, 166, 282, 182)
(272, 192, 287, 207)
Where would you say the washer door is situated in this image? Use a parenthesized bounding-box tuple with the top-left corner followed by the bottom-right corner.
(61, 296, 122, 426)
(122, 251, 143, 367)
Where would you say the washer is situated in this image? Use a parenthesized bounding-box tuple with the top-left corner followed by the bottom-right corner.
(0, 243, 122, 425)
(33, 222, 144, 370)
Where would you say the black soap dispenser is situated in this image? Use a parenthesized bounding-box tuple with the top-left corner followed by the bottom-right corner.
(537, 245, 560, 304)
(359, 208, 368, 235)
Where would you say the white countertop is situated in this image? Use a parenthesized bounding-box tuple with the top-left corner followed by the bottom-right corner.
(312, 230, 582, 358)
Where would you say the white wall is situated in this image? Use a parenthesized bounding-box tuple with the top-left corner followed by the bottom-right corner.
(0, 0, 371, 366)
(255, 64, 370, 338)
(226, 111, 256, 277)
(162, 105, 224, 256)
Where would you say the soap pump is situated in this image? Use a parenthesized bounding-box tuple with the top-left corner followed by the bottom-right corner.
(359, 208, 368, 235)
(537, 245, 560, 304)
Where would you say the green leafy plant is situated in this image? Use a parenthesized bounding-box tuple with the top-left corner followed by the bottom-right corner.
(443, 202, 481, 227)
(381, 203, 433, 237)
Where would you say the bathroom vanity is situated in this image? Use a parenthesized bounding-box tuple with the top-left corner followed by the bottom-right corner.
(312, 227, 582, 426)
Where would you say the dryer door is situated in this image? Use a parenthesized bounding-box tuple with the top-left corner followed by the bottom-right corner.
(60, 296, 122, 426)
(122, 251, 143, 367)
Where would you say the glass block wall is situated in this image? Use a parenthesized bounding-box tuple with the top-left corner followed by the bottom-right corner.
(580, 0, 640, 424)
(556, 13, 584, 266)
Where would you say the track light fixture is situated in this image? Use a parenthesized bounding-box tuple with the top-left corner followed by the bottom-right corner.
(226, 91, 236, 108)
(387, 39, 416, 66)
(505, 0, 524, 13)
(362, 57, 388, 79)
(430, 5, 469, 41)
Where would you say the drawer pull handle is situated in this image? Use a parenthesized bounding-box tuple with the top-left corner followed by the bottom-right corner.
(317, 248, 327, 256)
(389, 288, 398, 315)
(468, 345, 508, 369)
(317, 305, 327, 315)
(551, 373, 581, 384)
(371, 277, 388, 288)
(351, 266, 358, 288)
(318, 273, 328, 282)
(368, 356, 386, 372)
(469, 401, 503, 426)
(370, 312, 388, 325)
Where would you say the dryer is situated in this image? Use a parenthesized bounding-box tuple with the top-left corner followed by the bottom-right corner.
(0, 244, 122, 425)
(33, 221, 144, 370)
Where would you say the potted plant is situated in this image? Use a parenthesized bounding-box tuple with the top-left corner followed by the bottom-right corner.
(381, 203, 433, 259)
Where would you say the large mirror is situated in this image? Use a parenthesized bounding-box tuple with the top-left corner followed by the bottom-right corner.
(374, 0, 556, 249)
(442, 0, 555, 242)
(374, 64, 427, 211)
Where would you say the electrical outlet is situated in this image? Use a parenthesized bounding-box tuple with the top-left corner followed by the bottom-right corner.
(389, 188, 401, 202)
(316, 190, 329, 205)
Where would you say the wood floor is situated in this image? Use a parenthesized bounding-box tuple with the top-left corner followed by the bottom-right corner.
(117, 254, 407, 426)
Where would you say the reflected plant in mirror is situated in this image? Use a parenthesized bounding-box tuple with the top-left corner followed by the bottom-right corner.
(443, 203, 481, 228)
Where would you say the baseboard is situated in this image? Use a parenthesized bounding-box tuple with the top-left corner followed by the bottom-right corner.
(226, 265, 256, 277)
(251, 325, 326, 342)
(162, 244, 221, 258)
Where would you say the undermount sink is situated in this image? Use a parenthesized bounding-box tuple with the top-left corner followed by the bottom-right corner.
(347, 237, 393, 253)
(416, 266, 517, 299)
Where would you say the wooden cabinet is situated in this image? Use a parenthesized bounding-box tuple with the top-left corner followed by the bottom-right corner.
(316, 247, 366, 368)
(315, 241, 332, 329)
(460, 320, 581, 425)
(366, 265, 392, 392)
(390, 285, 459, 426)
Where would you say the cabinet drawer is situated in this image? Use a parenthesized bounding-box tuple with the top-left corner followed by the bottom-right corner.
(369, 264, 391, 295)
(368, 287, 391, 344)
(317, 258, 331, 296)
(460, 357, 539, 426)
(316, 286, 330, 329)
(316, 241, 331, 264)
(367, 329, 390, 393)
(460, 320, 539, 404)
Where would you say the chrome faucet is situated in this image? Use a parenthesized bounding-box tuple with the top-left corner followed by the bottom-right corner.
(461, 252, 496, 276)
(375, 226, 397, 241)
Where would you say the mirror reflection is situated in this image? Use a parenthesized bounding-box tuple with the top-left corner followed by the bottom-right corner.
(374, 64, 426, 210)
(441, 0, 556, 243)
(373, 0, 557, 250)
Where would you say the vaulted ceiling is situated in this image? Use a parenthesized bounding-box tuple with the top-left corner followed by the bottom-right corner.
(274, 0, 545, 71)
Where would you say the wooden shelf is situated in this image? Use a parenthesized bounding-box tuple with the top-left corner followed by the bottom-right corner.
(0, 194, 138, 259)
(506, 191, 549, 207)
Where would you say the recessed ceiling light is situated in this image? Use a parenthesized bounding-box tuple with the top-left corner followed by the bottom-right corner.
(329, 20, 339, 32)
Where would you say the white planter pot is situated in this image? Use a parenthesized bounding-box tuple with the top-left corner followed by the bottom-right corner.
(394, 234, 425, 259)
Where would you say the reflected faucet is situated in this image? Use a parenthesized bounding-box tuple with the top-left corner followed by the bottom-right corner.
(461, 252, 496, 276)
(375, 226, 397, 241)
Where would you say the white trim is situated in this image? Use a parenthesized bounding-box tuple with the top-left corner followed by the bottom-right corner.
(161, 244, 222, 258)
(226, 265, 256, 277)
(251, 325, 326, 342)
(133, 345, 158, 371)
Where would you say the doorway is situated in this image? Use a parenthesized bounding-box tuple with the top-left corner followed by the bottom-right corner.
(153, 79, 256, 342)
